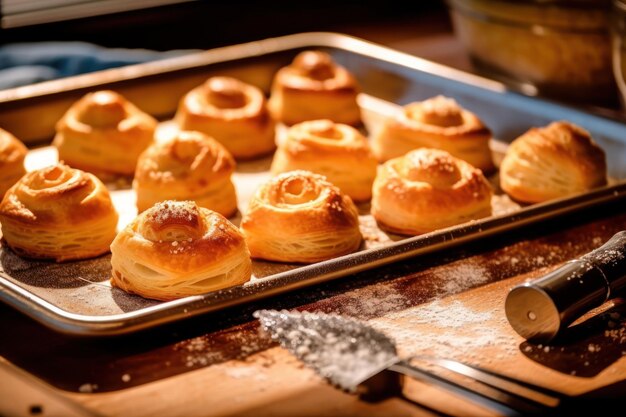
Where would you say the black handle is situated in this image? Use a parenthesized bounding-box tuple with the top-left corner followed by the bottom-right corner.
(582, 231, 626, 295)
(505, 231, 626, 342)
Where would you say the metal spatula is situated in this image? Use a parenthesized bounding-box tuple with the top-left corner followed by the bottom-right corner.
(254, 309, 557, 416)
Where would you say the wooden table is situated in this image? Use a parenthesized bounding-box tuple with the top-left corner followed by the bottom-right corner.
(2, 15, 626, 417)
(1, 198, 626, 417)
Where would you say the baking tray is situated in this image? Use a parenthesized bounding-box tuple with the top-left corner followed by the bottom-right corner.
(1, 32, 626, 336)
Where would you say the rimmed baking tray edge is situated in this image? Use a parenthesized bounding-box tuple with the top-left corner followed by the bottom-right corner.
(1, 32, 626, 336)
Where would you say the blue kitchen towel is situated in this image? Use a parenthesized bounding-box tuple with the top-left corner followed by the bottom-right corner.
(0, 41, 199, 89)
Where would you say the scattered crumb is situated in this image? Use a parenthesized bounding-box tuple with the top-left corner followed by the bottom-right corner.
(78, 383, 98, 393)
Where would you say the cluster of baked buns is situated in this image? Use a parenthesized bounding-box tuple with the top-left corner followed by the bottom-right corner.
(0, 50, 609, 302)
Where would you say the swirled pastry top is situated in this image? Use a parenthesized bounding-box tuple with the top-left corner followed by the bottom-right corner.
(0, 162, 118, 261)
(270, 119, 377, 201)
(53, 90, 157, 176)
(133, 130, 238, 216)
(276, 119, 372, 159)
(246, 170, 360, 233)
(175, 76, 275, 159)
(499, 121, 607, 203)
(371, 148, 493, 235)
(241, 170, 362, 263)
(274, 51, 359, 93)
(0, 162, 117, 226)
(119, 201, 247, 271)
(268, 51, 362, 126)
(110, 200, 251, 300)
(134, 130, 235, 191)
(0, 128, 27, 196)
(178, 76, 269, 121)
(372, 95, 494, 172)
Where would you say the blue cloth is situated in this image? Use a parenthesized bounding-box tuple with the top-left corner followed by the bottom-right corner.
(0, 42, 198, 89)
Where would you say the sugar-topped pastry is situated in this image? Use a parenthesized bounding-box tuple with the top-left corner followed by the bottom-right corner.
(268, 50, 361, 126)
(0, 127, 27, 198)
(270, 119, 377, 202)
(240, 170, 362, 263)
(133, 130, 238, 217)
(53, 90, 157, 177)
(371, 148, 493, 235)
(0, 163, 118, 261)
(175, 76, 276, 159)
(110, 200, 252, 301)
(500, 121, 607, 203)
(372, 95, 494, 173)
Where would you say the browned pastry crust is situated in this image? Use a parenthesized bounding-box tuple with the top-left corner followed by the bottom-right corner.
(133, 130, 238, 217)
(499, 121, 607, 203)
(240, 170, 362, 263)
(0, 128, 27, 198)
(268, 50, 362, 126)
(110, 200, 252, 301)
(371, 148, 493, 235)
(0, 163, 118, 261)
(372, 95, 495, 173)
(270, 119, 377, 202)
(175, 76, 276, 159)
(53, 90, 157, 177)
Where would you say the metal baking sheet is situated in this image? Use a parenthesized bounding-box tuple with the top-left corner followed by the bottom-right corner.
(1, 32, 626, 336)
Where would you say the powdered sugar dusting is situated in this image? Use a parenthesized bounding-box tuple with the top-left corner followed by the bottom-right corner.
(333, 284, 411, 318)
(434, 261, 491, 296)
(168, 240, 193, 255)
(179, 336, 223, 367)
(323, 257, 494, 321)
(149, 200, 197, 224)
(172, 323, 275, 372)
(403, 300, 492, 328)
(372, 298, 516, 361)
(583, 231, 626, 268)
(222, 365, 268, 381)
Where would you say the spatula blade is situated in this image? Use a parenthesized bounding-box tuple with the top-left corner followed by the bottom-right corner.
(254, 309, 399, 393)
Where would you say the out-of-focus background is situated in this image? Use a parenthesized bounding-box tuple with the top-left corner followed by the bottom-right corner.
(0, 0, 623, 113)
(0, 1, 447, 50)
(0, 1, 451, 87)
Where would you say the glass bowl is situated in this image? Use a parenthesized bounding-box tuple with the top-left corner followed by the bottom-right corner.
(447, 0, 616, 107)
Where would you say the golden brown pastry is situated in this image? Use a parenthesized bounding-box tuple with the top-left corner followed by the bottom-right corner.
(241, 170, 362, 263)
(175, 76, 276, 159)
(270, 119, 377, 202)
(110, 200, 252, 301)
(53, 90, 157, 177)
(268, 50, 361, 126)
(372, 95, 495, 173)
(499, 121, 607, 203)
(371, 148, 493, 235)
(0, 163, 118, 261)
(0, 128, 27, 198)
(133, 130, 238, 217)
